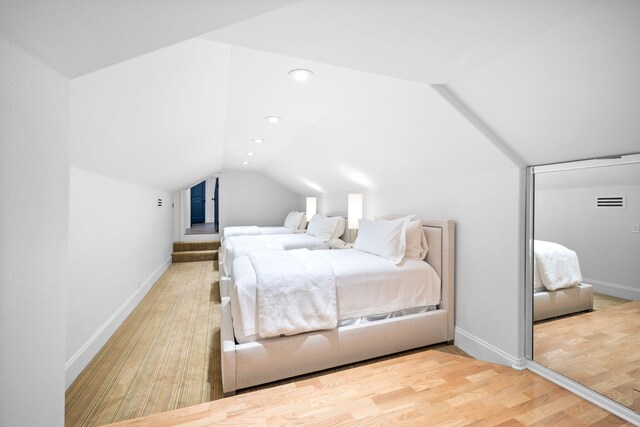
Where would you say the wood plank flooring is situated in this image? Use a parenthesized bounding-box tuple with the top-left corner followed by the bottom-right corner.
(66, 261, 629, 426)
(107, 350, 628, 426)
(535, 300, 640, 410)
(64, 259, 465, 426)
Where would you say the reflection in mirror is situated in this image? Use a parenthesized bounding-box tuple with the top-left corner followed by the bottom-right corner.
(532, 160, 640, 411)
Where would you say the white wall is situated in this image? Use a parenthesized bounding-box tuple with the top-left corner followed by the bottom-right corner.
(318, 169, 524, 366)
(221, 170, 302, 227)
(0, 38, 69, 426)
(205, 176, 217, 223)
(536, 184, 640, 300)
(66, 168, 173, 386)
(173, 192, 182, 242)
(263, 75, 524, 366)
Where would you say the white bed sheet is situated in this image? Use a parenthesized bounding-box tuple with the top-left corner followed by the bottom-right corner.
(223, 226, 295, 239)
(230, 249, 441, 343)
(221, 233, 329, 277)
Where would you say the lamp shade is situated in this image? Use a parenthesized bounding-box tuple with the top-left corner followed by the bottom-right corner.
(306, 197, 317, 221)
(347, 193, 363, 229)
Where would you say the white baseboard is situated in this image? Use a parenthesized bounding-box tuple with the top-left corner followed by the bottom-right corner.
(585, 278, 640, 301)
(65, 256, 172, 389)
(454, 327, 527, 370)
(527, 361, 640, 425)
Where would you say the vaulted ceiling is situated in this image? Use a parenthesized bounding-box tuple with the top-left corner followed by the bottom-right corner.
(4, 0, 639, 193)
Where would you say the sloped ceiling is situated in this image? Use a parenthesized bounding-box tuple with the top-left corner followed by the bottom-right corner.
(205, 0, 593, 84)
(220, 47, 367, 170)
(206, 0, 640, 170)
(449, 1, 640, 165)
(7, 1, 640, 194)
(0, 0, 300, 78)
(71, 39, 231, 192)
(263, 76, 515, 195)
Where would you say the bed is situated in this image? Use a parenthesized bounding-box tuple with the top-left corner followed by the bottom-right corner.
(219, 215, 346, 297)
(533, 240, 593, 321)
(222, 211, 307, 239)
(220, 234, 330, 275)
(220, 217, 455, 395)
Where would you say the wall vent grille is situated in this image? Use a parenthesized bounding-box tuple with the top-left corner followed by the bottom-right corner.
(157, 198, 163, 207)
(596, 195, 625, 209)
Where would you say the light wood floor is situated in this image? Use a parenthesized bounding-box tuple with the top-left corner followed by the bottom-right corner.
(66, 261, 628, 426)
(65, 260, 465, 426)
(535, 300, 640, 410)
(107, 350, 628, 426)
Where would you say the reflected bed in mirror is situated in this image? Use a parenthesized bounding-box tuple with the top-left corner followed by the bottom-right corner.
(528, 154, 640, 414)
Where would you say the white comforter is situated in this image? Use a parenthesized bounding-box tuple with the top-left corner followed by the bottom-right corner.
(534, 240, 582, 291)
(223, 226, 294, 239)
(220, 235, 285, 276)
(231, 249, 441, 343)
(220, 233, 329, 277)
(249, 249, 337, 338)
(223, 226, 261, 238)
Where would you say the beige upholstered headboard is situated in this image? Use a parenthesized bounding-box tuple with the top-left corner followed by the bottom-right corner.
(420, 218, 455, 341)
(423, 226, 443, 277)
(325, 212, 348, 240)
(379, 216, 455, 340)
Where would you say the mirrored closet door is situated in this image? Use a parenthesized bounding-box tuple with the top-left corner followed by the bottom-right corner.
(527, 154, 640, 413)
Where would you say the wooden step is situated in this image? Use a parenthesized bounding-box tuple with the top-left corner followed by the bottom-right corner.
(171, 250, 218, 263)
(173, 241, 220, 252)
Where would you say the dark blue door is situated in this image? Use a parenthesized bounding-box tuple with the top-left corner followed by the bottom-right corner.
(191, 181, 206, 225)
(213, 178, 219, 232)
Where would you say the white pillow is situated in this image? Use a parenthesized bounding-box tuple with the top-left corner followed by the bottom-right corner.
(353, 216, 411, 264)
(329, 217, 346, 240)
(283, 211, 304, 229)
(404, 220, 429, 260)
(307, 215, 341, 241)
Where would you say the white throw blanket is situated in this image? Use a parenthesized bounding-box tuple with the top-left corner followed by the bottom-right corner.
(223, 225, 261, 238)
(534, 240, 582, 291)
(248, 249, 337, 338)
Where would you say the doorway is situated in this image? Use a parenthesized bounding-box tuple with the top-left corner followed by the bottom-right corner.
(190, 181, 206, 225)
(182, 176, 221, 238)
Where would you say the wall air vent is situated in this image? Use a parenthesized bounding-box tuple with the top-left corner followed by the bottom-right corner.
(596, 195, 625, 209)
(157, 198, 163, 207)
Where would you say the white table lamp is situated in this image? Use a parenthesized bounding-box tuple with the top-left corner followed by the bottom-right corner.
(348, 193, 363, 242)
(306, 197, 317, 221)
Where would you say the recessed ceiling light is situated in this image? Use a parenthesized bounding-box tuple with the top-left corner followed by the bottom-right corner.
(242, 161, 249, 165)
(289, 69, 314, 82)
(246, 152, 255, 156)
(252, 138, 265, 144)
(264, 116, 282, 123)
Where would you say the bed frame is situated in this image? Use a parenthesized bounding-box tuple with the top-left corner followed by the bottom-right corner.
(220, 218, 455, 395)
(533, 283, 593, 321)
